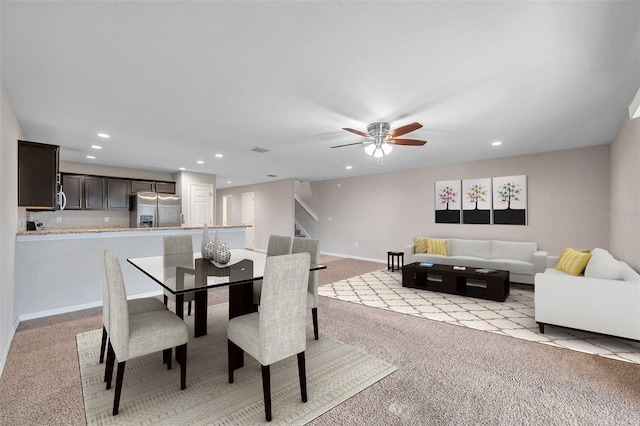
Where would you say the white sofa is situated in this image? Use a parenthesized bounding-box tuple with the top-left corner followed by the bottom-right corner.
(403, 238, 547, 284)
(535, 250, 640, 340)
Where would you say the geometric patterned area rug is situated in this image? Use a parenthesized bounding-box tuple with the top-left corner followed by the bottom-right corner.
(320, 269, 640, 364)
(77, 303, 396, 425)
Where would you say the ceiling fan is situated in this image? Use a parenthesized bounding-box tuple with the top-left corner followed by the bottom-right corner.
(331, 122, 427, 165)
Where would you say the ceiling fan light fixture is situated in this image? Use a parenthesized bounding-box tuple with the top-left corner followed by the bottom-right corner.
(336, 121, 425, 167)
(364, 144, 376, 156)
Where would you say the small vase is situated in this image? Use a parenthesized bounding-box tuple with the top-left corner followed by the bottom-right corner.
(203, 240, 216, 261)
(215, 242, 231, 264)
(201, 223, 210, 258)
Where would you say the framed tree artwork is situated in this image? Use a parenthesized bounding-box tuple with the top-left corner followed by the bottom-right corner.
(492, 175, 527, 225)
(435, 180, 461, 224)
(462, 178, 491, 224)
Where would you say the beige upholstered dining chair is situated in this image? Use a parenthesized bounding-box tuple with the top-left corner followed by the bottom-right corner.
(252, 235, 293, 307)
(228, 252, 310, 422)
(98, 247, 166, 368)
(291, 237, 321, 340)
(103, 249, 189, 416)
(163, 235, 196, 316)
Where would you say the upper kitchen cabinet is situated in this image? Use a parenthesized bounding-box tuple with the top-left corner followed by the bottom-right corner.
(106, 178, 130, 210)
(84, 176, 105, 210)
(18, 140, 60, 210)
(155, 181, 176, 194)
(131, 180, 176, 194)
(131, 180, 155, 193)
(61, 174, 83, 210)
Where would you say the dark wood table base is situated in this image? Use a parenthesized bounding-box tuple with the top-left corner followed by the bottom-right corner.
(402, 262, 510, 302)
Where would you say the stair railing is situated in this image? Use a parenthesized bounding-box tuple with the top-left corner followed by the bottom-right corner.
(294, 194, 318, 222)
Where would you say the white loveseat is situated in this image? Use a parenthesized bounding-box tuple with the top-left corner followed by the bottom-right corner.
(535, 249, 640, 340)
(403, 238, 547, 284)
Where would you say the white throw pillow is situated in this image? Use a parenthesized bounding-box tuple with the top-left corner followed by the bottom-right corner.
(584, 248, 624, 280)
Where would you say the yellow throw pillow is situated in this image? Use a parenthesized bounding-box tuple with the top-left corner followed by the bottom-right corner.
(427, 238, 448, 256)
(413, 237, 428, 254)
(555, 247, 592, 276)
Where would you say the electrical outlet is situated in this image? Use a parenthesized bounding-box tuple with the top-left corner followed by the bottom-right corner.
(355, 242, 358, 247)
(56, 217, 62, 223)
(327, 216, 332, 222)
(104, 217, 110, 223)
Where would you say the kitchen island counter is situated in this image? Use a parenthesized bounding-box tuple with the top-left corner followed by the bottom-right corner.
(16, 224, 247, 236)
(14, 226, 248, 321)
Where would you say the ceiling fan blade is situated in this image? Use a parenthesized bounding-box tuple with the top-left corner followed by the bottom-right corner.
(391, 138, 427, 146)
(342, 127, 370, 138)
(331, 141, 366, 148)
(385, 122, 423, 138)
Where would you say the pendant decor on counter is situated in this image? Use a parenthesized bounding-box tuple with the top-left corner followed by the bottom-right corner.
(201, 223, 211, 259)
(213, 230, 220, 253)
(215, 242, 231, 264)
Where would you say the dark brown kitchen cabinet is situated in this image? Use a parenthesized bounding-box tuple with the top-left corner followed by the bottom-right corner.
(106, 178, 130, 210)
(61, 174, 83, 210)
(155, 181, 176, 194)
(18, 140, 60, 210)
(84, 176, 105, 210)
(131, 180, 155, 193)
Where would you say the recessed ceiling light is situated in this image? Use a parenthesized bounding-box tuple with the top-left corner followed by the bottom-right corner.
(492, 141, 502, 146)
(346, 165, 353, 170)
(91, 145, 102, 150)
(197, 160, 204, 164)
(227, 181, 232, 184)
(97, 133, 110, 139)
(179, 167, 186, 171)
(215, 154, 223, 158)
(86, 155, 96, 159)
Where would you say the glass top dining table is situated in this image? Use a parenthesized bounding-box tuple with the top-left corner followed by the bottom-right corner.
(128, 249, 326, 338)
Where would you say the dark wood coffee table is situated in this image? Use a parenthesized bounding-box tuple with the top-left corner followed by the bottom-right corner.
(402, 262, 510, 302)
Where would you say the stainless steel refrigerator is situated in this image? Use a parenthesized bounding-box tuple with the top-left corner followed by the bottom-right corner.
(130, 192, 183, 228)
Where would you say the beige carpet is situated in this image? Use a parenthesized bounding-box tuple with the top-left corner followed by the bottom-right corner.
(77, 303, 396, 425)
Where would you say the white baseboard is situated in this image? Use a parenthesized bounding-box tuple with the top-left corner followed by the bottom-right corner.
(17, 290, 164, 322)
(0, 317, 20, 379)
(320, 251, 387, 265)
(1, 289, 163, 379)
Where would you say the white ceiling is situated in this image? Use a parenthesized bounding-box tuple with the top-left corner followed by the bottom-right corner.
(2, 1, 639, 189)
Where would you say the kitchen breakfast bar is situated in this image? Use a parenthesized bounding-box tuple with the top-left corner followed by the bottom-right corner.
(14, 226, 247, 320)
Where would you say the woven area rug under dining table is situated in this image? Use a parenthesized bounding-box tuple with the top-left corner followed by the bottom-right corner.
(76, 303, 396, 425)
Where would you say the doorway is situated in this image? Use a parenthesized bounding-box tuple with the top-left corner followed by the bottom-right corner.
(242, 192, 255, 249)
(190, 183, 213, 226)
(222, 194, 232, 226)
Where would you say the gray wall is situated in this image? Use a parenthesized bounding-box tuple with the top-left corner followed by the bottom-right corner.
(300, 145, 611, 260)
(216, 179, 295, 251)
(60, 161, 174, 181)
(610, 115, 640, 269)
(1, 81, 23, 373)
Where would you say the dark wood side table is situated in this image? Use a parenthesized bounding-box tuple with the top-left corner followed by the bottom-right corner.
(387, 251, 404, 272)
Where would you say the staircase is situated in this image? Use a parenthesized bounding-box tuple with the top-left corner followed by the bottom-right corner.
(294, 194, 317, 238)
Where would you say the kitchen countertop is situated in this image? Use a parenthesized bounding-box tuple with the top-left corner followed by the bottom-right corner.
(16, 225, 248, 236)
